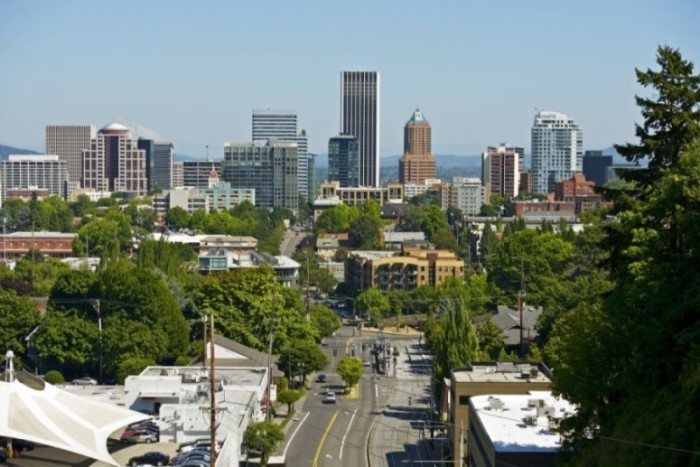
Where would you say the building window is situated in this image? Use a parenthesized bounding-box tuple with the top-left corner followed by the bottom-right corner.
(459, 395, 470, 405)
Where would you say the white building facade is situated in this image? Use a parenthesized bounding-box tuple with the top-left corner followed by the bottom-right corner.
(531, 111, 583, 194)
(0, 155, 68, 205)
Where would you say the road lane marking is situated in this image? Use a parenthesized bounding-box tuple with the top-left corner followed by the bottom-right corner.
(374, 383, 378, 399)
(312, 409, 339, 467)
(282, 411, 310, 458)
(339, 409, 357, 460)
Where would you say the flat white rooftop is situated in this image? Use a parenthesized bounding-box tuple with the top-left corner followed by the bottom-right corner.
(472, 391, 575, 452)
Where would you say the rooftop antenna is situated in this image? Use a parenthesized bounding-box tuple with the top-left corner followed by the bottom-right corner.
(206, 145, 210, 161)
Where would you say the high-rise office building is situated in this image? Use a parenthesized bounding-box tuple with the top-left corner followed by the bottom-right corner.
(328, 135, 360, 188)
(45, 125, 96, 186)
(340, 71, 380, 187)
(1, 155, 68, 204)
(531, 111, 583, 194)
(222, 140, 298, 210)
(308, 153, 317, 200)
(582, 150, 612, 187)
(252, 109, 297, 140)
(252, 109, 309, 199)
(399, 109, 436, 184)
(138, 139, 174, 191)
(182, 161, 222, 188)
(82, 123, 147, 196)
(482, 144, 523, 198)
(172, 162, 184, 188)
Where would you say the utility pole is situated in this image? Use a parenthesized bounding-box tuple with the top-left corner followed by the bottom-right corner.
(2, 217, 6, 265)
(518, 258, 526, 358)
(306, 254, 311, 322)
(266, 318, 277, 422)
(91, 299, 103, 384)
(201, 316, 208, 369)
(209, 314, 217, 466)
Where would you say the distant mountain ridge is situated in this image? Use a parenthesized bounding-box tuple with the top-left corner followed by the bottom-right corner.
(0, 144, 40, 160)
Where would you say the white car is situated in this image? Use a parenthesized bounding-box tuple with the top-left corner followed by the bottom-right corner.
(323, 391, 336, 404)
(72, 377, 97, 385)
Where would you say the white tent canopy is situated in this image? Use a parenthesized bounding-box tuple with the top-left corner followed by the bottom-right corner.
(0, 378, 148, 466)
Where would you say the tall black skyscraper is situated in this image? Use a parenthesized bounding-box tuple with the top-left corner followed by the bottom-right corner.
(340, 71, 380, 187)
(582, 150, 613, 186)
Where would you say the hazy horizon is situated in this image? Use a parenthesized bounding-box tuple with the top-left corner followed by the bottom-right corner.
(1, 1, 698, 157)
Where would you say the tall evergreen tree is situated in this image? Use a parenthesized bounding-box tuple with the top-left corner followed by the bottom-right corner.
(553, 46, 700, 466)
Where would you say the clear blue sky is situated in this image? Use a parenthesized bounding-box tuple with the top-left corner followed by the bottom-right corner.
(1, 0, 698, 157)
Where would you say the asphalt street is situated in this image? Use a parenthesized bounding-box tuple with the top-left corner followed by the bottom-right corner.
(281, 324, 441, 467)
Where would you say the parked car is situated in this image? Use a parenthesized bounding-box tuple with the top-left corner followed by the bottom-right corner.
(127, 451, 170, 467)
(121, 429, 159, 444)
(179, 439, 220, 454)
(127, 419, 158, 430)
(71, 377, 97, 386)
(323, 391, 336, 404)
(0, 447, 6, 463)
(173, 450, 211, 466)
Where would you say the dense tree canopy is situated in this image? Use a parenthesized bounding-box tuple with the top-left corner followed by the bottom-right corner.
(552, 46, 700, 466)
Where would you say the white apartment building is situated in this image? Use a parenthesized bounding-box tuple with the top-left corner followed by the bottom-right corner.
(531, 111, 583, 194)
(0, 155, 68, 205)
(442, 177, 488, 216)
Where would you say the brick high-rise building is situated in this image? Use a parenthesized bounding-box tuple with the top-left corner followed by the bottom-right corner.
(399, 109, 436, 184)
(481, 144, 523, 198)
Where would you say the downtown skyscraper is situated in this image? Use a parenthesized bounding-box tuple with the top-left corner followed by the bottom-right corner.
(45, 125, 96, 186)
(252, 109, 309, 199)
(399, 109, 436, 184)
(531, 111, 583, 194)
(340, 71, 380, 187)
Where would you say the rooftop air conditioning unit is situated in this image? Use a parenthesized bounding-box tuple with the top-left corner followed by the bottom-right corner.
(522, 415, 537, 426)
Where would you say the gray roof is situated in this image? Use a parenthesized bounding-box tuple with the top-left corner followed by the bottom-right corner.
(407, 108, 429, 125)
(205, 334, 283, 377)
(474, 304, 543, 346)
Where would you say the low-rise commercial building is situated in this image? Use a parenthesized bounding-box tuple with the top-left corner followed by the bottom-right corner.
(447, 361, 553, 466)
(0, 231, 75, 260)
(468, 391, 574, 467)
(198, 250, 300, 287)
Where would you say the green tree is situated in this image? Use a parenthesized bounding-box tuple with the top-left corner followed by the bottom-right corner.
(243, 421, 284, 467)
(552, 47, 700, 466)
(277, 340, 329, 381)
(475, 319, 505, 360)
(348, 214, 382, 249)
(310, 305, 341, 339)
(33, 310, 98, 375)
(488, 229, 573, 307)
(615, 46, 700, 191)
(117, 356, 157, 384)
(430, 227, 459, 253)
(400, 204, 425, 231)
(421, 204, 448, 238)
(431, 297, 478, 389)
(0, 289, 41, 356)
(336, 356, 363, 388)
(356, 287, 391, 324)
(277, 389, 304, 415)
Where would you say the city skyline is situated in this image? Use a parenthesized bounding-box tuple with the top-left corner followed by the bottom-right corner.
(1, 1, 698, 157)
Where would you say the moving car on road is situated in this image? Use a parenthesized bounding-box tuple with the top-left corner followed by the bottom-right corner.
(71, 377, 97, 385)
(323, 391, 336, 404)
